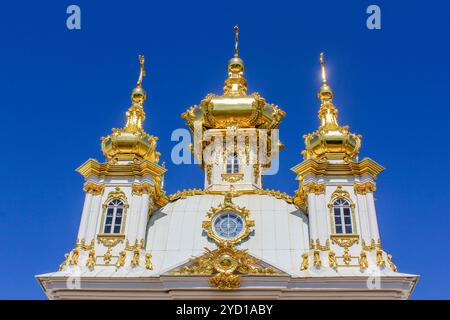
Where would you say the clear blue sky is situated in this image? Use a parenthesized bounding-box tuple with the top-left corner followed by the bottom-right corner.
(0, 0, 448, 299)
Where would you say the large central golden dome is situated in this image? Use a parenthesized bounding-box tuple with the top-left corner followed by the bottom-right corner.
(182, 26, 285, 131)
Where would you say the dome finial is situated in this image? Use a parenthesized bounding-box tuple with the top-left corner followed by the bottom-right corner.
(317, 52, 333, 103)
(131, 55, 147, 105)
(234, 25, 239, 57)
(224, 25, 247, 96)
(320, 52, 327, 84)
(137, 55, 146, 88)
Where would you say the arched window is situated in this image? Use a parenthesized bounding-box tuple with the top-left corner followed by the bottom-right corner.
(103, 199, 124, 234)
(333, 198, 353, 234)
(226, 153, 239, 174)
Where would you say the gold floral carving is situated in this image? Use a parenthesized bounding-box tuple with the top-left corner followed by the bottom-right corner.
(221, 173, 244, 183)
(171, 242, 279, 289)
(354, 182, 376, 195)
(132, 182, 153, 195)
(303, 182, 326, 195)
(97, 234, 125, 248)
(331, 234, 359, 248)
(167, 188, 294, 204)
(330, 186, 351, 200)
(83, 182, 105, 195)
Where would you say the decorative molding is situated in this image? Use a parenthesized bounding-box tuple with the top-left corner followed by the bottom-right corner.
(221, 173, 244, 183)
(97, 234, 125, 248)
(167, 188, 294, 204)
(75, 239, 95, 251)
(303, 182, 325, 195)
(132, 182, 153, 195)
(83, 182, 105, 195)
(330, 234, 359, 248)
(206, 165, 212, 185)
(125, 239, 145, 251)
(354, 182, 376, 195)
(330, 186, 351, 200)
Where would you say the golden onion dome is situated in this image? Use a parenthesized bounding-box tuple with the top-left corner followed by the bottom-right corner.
(302, 53, 361, 162)
(182, 25, 285, 131)
(101, 55, 160, 164)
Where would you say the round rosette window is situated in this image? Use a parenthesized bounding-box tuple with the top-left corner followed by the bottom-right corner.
(212, 210, 245, 240)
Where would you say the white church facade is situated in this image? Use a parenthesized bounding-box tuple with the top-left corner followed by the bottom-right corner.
(36, 27, 418, 299)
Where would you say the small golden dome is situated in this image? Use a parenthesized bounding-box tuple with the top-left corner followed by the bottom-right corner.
(303, 53, 361, 162)
(101, 55, 160, 164)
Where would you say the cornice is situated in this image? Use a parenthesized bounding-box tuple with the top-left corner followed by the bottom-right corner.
(291, 157, 384, 180)
(76, 158, 167, 179)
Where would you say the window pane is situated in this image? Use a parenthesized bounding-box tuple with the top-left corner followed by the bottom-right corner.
(104, 226, 111, 233)
(334, 216, 342, 225)
(107, 208, 114, 216)
(105, 217, 112, 225)
(335, 226, 343, 234)
(113, 225, 121, 234)
(345, 225, 353, 234)
(343, 208, 351, 216)
(344, 216, 352, 225)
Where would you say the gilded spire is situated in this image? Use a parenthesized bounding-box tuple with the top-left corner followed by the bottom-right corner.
(317, 52, 334, 103)
(234, 25, 239, 57)
(126, 55, 148, 132)
(224, 25, 247, 96)
(317, 52, 338, 129)
(136, 55, 146, 88)
(320, 52, 327, 84)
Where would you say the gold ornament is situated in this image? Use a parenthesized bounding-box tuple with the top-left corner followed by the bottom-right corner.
(116, 251, 126, 268)
(359, 251, 369, 271)
(145, 253, 153, 270)
(172, 242, 279, 289)
(131, 248, 140, 267)
(300, 253, 309, 271)
(354, 182, 376, 195)
(58, 253, 70, 271)
(376, 249, 385, 267)
(313, 250, 322, 268)
(387, 254, 398, 272)
(69, 248, 79, 265)
(86, 249, 96, 269)
(328, 251, 337, 269)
